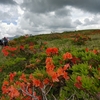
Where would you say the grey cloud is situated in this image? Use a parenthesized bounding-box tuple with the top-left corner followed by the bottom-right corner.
(84, 17, 99, 25)
(0, 0, 17, 5)
(19, 0, 100, 34)
(19, 11, 76, 34)
(74, 19, 82, 25)
(0, 11, 11, 20)
(0, 5, 19, 25)
(70, 0, 100, 14)
(21, 0, 68, 13)
(1, 0, 100, 38)
(55, 7, 71, 17)
(21, 0, 100, 14)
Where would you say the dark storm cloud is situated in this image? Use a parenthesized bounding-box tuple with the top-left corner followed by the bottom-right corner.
(55, 7, 71, 17)
(21, 0, 68, 13)
(21, 0, 100, 14)
(69, 0, 100, 14)
(0, 0, 17, 5)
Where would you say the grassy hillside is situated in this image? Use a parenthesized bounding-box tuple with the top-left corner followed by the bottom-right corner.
(0, 29, 100, 100)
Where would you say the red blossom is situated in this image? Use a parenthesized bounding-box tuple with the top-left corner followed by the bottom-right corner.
(43, 78, 50, 85)
(63, 71, 70, 80)
(51, 72, 59, 82)
(19, 73, 27, 82)
(85, 48, 89, 52)
(63, 52, 72, 60)
(63, 63, 70, 71)
(8, 85, 20, 99)
(46, 63, 55, 72)
(57, 67, 64, 77)
(71, 57, 80, 64)
(46, 47, 58, 56)
(2, 85, 9, 94)
(20, 45, 24, 50)
(2, 46, 17, 56)
(92, 49, 98, 54)
(45, 57, 53, 64)
(74, 76, 82, 89)
(32, 79, 42, 87)
(9, 72, 16, 82)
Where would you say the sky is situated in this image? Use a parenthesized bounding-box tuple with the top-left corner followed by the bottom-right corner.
(0, 0, 100, 39)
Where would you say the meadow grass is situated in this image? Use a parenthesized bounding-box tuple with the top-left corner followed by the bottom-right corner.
(0, 29, 100, 98)
(0, 47, 8, 65)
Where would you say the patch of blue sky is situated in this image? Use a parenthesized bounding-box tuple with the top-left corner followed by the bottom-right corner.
(2, 20, 17, 25)
(2, 18, 18, 25)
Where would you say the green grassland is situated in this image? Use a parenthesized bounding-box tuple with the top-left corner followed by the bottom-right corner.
(0, 29, 100, 99)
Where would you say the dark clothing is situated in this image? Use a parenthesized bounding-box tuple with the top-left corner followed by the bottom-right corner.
(3, 37, 8, 46)
(0, 40, 3, 45)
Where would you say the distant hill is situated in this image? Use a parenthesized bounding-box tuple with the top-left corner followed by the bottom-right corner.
(8, 35, 21, 40)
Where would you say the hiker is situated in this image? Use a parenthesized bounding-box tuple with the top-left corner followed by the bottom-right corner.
(0, 40, 3, 46)
(2, 37, 8, 46)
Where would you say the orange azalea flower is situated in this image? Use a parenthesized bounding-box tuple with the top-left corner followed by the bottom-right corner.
(76, 76, 82, 81)
(63, 63, 70, 71)
(57, 67, 64, 77)
(46, 47, 58, 56)
(43, 78, 50, 85)
(71, 57, 80, 64)
(3, 81, 9, 86)
(2, 85, 9, 94)
(32, 79, 41, 87)
(45, 57, 53, 64)
(74, 82, 82, 89)
(74, 76, 82, 89)
(2, 50, 9, 56)
(8, 85, 20, 99)
(92, 49, 98, 54)
(15, 81, 21, 86)
(63, 71, 70, 80)
(63, 52, 72, 60)
(2, 46, 17, 56)
(50, 71, 59, 82)
(46, 69, 54, 76)
(9, 72, 16, 82)
(46, 63, 55, 72)
(85, 48, 89, 52)
(19, 73, 27, 82)
(46, 48, 52, 56)
(52, 47, 58, 54)
(20, 45, 24, 50)
(29, 74, 34, 80)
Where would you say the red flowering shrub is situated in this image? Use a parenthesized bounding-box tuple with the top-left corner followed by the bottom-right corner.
(46, 47, 58, 56)
(1, 37, 100, 100)
(72, 34, 91, 45)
